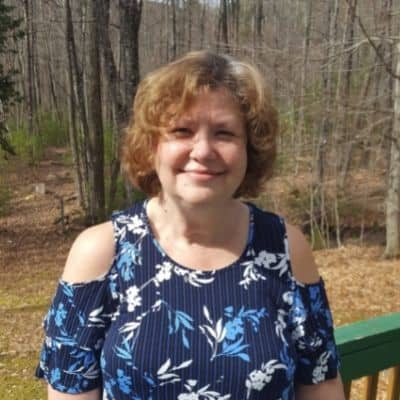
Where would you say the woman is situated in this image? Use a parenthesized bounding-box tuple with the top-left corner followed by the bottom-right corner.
(36, 51, 345, 399)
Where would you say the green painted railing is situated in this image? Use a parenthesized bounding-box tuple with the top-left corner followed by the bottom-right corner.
(335, 312, 400, 400)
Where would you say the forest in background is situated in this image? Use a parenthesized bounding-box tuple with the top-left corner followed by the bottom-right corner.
(0, 0, 399, 258)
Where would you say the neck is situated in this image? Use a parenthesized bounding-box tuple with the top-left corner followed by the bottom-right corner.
(147, 195, 247, 245)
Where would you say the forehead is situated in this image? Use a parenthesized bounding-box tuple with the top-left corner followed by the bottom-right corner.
(172, 88, 243, 123)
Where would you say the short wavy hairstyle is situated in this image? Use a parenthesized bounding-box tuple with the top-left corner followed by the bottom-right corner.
(122, 50, 278, 198)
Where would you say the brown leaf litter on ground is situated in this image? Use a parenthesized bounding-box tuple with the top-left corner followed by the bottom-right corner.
(0, 149, 398, 399)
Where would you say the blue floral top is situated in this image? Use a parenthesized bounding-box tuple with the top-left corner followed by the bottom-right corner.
(36, 201, 340, 399)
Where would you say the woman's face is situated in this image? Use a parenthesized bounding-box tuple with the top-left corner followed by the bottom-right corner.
(154, 89, 247, 207)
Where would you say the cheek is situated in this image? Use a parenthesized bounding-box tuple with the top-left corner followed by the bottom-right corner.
(155, 142, 186, 170)
(236, 147, 248, 180)
(229, 144, 247, 167)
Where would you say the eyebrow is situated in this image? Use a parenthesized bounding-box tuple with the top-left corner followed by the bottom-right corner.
(171, 117, 192, 126)
(213, 120, 238, 128)
(170, 112, 244, 133)
(172, 116, 239, 126)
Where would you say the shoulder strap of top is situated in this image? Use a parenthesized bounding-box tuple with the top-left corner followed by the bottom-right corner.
(249, 203, 287, 253)
(249, 203, 294, 282)
(110, 200, 147, 253)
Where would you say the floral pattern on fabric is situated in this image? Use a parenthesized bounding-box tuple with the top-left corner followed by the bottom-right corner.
(36, 201, 340, 399)
(36, 277, 117, 393)
(288, 278, 340, 385)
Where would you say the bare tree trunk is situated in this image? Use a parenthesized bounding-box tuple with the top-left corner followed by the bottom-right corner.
(65, 67, 85, 209)
(187, 0, 193, 51)
(200, 1, 206, 49)
(312, 0, 339, 248)
(32, 0, 41, 113)
(112, 0, 143, 208)
(15, 36, 25, 129)
(65, 0, 90, 209)
(99, 0, 135, 210)
(272, 1, 280, 94)
(0, 99, 16, 156)
(382, 0, 394, 168)
(339, 0, 358, 187)
(120, 0, 142, 108)
(294, 0, 313, 175)
(171, 0, 177, 59)
(24, 0, 35, 135)
(217, 0, 229, 53)
(384, 42, 400, 258)
(86, 0, 105, 222)
(98, 0, 126, 127)
(355, 65, 375, 167)
(324, 0, 356, 247)
(45, 37, 61, 122)
(255, 0, 263, 49)
(232, 0, 240, 49)
(65, 0, 86, 210)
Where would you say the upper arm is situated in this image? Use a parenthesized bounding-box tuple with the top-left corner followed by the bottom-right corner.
(287, 223, 344, 397)
(48, 386, 101, 400)
(62, 221, 115, 283)
(46, 222, 114, 398)
(296, 375, 345, 400)
(285, 223, 320, 284)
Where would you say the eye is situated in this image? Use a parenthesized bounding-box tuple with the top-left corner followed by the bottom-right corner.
(216, 130, 235, 139)
(164, 127, 192, 140)
(170, 127, 192, 137)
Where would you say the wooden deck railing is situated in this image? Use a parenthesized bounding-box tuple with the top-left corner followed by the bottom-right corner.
(335, 312, 400, 400)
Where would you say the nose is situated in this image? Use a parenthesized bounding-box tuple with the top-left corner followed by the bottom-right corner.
(189, 132, 216, 161)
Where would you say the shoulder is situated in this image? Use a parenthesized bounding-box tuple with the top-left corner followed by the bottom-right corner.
(62, 221, 115, 283)
(285, 223, 320, 284)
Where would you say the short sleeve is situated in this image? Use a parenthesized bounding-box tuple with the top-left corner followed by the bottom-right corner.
(289, 278, 340, 385)
(35, 276, 117, 394)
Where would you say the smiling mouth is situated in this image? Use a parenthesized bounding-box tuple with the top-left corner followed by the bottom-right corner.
(183, 170, 223, 176)
(180, 170, 225, 180)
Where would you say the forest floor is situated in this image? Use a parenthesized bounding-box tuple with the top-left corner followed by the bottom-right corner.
(0, 147, 399, 399)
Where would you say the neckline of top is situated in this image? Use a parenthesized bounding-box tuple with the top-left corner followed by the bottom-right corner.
(140, 199, 255, 275)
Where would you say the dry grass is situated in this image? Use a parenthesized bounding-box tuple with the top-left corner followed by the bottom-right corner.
(0, 154, 79, 399)
(316, 246, 399, 400)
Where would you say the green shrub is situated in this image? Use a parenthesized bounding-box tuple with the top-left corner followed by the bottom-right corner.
(6, 112, 69, 163)
(105, 173, 147, 212)
(103, 125, 147, 210)
(310, 224, 326, 250)
(37, 112, 69, 147)
(8, 125, 43, 162)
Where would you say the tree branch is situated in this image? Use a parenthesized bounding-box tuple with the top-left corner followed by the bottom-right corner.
(344, 0, 400, 80)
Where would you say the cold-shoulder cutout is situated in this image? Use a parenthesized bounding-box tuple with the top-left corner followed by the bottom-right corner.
(285, 223, 320, 284)
(62, 221, 115, 284)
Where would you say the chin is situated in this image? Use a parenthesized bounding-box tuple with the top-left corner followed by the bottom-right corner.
(175, 189, 236, 206)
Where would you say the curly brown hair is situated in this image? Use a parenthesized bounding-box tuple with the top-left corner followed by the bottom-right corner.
(121, 50, 278, 198)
